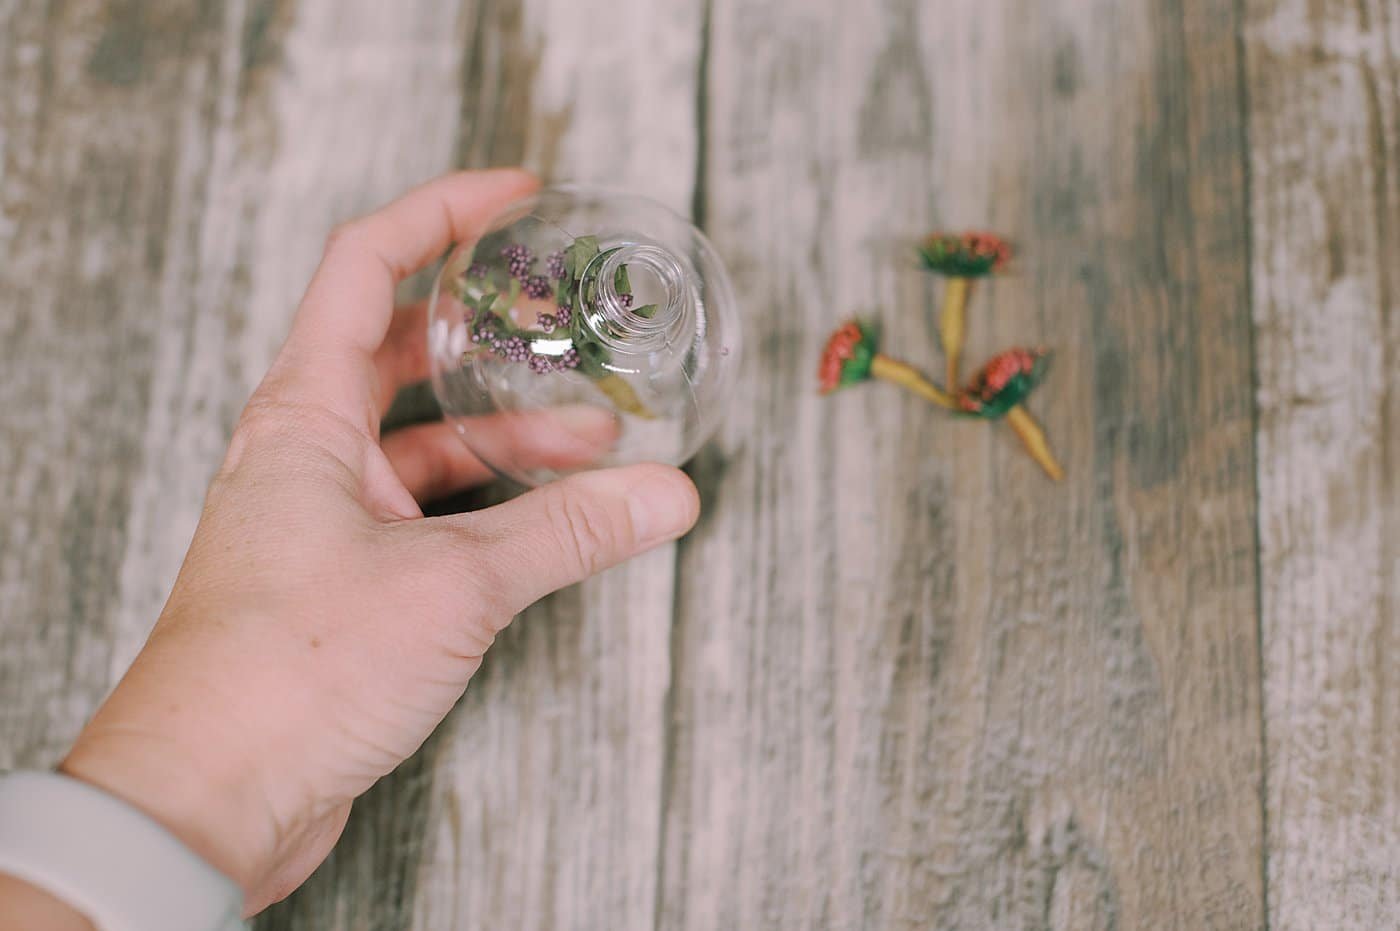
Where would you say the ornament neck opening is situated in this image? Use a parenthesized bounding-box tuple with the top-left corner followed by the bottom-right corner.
(581, 241, 691, 353)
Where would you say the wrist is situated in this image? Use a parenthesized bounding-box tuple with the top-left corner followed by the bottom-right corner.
(59, 608, 364, 914)
(59, 685, 279, 905)
(0, 871, 97, 931)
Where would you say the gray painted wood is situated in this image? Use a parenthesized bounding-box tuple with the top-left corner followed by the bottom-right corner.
(1, 0, 254, 773)
(1245, 0, 1400, 927)
(0, 0, 1396, 928)
(409, 1, 705, 930)
(237, 6, 511, 929)
(662, 0, 1262, 928)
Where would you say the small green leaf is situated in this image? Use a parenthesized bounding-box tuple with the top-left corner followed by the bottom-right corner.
(632, 303, 659, 319)
(565, 235, 600, 279)
(574, 336, 611, 378)
(613, 263, 632, 295)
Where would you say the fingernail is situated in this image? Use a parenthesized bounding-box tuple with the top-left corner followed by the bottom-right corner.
(627, 470, 698, 546)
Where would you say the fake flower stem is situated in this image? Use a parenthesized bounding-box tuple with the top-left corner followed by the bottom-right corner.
(957, 348, 1065, 482)
(819, 320, 954, 412)
(1004, 405, 1064, 481)
(919, 232, 1011, 390)
(940, 277, 972, 388)
(869, 355, 956, 410)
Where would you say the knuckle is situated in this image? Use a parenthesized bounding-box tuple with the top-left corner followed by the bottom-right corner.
(543, 485, 625, 579)
(233, 395, 284, 436)
(224, 395, 346, 476)
(225, 398, 284, 464)
(322, 217, 403, 278)
(203, 462, 239, 502)
(322, 220, 364, 258)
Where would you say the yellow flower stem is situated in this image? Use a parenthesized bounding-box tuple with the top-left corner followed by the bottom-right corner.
(940, 276, 972, 389)
(1005, 405, 1064, 481)
(594, 373, 655, 419)
(870, 355, 956, 410)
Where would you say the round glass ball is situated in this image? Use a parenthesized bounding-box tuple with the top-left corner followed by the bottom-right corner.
(427, 186, 741, 486)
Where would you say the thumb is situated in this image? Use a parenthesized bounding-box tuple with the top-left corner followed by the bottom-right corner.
(429, 464, 700, 617)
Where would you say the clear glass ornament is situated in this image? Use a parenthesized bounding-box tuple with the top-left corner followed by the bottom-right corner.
(426, 186, 741, 487)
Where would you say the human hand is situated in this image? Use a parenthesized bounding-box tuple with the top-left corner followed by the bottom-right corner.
(58, 170, 701, 915)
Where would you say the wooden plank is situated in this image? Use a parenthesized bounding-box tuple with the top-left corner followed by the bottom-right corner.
(409, 0, 706, 928)
(0, 0, 703, 928)
(0, 0, 255, 773)
(1245, 0, 1400, 926)
(233, 2, 521, 929)
(0, 1, 529, 928)
(662, 0, 1264, 927)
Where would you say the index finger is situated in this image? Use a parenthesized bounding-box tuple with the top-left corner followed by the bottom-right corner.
(263, 169, 540, 431)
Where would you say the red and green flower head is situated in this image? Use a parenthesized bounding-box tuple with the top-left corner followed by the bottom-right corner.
(918, 231, 1012, 278)
(957, 348, 1049, 418)
(818, 320, 878, 394)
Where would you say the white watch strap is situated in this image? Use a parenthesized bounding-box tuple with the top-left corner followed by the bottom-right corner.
(0, 770, 244, 931)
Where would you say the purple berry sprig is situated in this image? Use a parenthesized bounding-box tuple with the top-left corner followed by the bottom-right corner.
(501, 243, 534, 280)
(526, 348, 582, 374)
(447, 232, 654, 418)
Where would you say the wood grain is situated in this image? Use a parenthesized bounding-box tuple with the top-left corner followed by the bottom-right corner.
(409, 1, 705, 928)
(662, 0, 1263, 927)
(1245, 0, 1400, 927)
(0, 0, 257, 773)
(241, 2, 525, 929)
(3, 0, 1399, 927)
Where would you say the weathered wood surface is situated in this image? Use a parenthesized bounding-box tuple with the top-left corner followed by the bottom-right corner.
(662, 0, 1263, 928)
(1246, 0, 1400, 928)
(0, 0, 1394, 929)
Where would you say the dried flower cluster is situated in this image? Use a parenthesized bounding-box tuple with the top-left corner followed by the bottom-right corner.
(449, 233, 653, 418)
